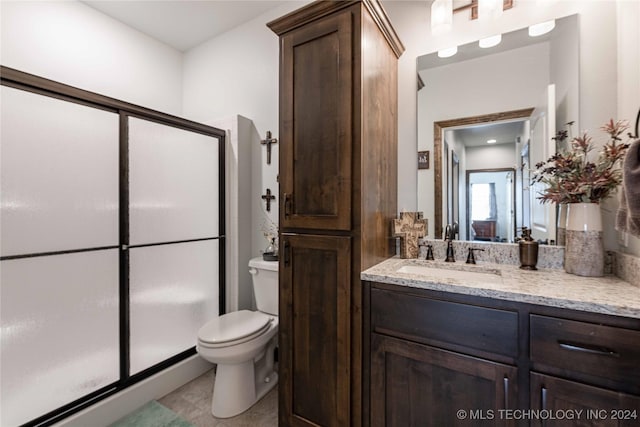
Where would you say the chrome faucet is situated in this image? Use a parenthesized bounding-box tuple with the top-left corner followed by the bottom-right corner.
(444, 223, 457, 262)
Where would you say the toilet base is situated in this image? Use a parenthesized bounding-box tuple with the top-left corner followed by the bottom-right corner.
(211, 339, 278, 418)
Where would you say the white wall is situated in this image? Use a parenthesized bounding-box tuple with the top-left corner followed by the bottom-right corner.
(182, 1, 309, 257)
(379, 1, 429, 212)
(550, 14, 580, 132)
(466, 143, 517, 171)
(0, 0, 184, 115)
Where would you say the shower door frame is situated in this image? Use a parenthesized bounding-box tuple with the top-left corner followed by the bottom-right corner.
(0, 66, 226, 427)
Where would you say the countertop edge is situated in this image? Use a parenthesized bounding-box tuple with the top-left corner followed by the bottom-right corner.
(361, 259, 640, 320)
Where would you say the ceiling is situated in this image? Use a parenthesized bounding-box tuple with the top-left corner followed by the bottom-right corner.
(82, 1, 290, 51)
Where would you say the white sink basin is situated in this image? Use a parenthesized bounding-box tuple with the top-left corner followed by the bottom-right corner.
(396, 264, 502, 284)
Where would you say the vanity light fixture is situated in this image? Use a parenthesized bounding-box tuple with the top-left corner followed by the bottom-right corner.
(528, 19, 556, 37)
(479, 34, 502, 48)
(438, 46, 458, 58)
(431, 0, 453, 36)
(487, 139, 497, 144)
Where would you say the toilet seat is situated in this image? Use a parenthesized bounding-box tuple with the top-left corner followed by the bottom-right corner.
(198, 310, 273, 349)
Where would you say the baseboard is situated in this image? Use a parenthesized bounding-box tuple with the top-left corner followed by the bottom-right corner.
(52, 356, 212, 427)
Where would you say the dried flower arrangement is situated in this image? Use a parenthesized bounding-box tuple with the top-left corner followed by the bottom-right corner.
(533, 119, 632, 204)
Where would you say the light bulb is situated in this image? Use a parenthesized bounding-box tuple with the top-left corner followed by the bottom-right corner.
(479, 34, 502, 48)
(438, 46, 458, 58)
(529, 20, 556, 37)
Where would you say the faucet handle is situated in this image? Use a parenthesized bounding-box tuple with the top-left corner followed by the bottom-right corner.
(466, 248, 485, 264)
(425, 244, 434, 260)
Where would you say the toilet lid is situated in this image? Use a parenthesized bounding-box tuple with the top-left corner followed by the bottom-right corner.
(198, 310, 272, 345)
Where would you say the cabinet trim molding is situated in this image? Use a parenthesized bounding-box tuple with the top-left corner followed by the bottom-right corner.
(267, 0, 404, 58)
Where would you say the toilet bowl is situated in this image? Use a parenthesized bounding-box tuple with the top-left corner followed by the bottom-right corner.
(196, 257, 278, 418)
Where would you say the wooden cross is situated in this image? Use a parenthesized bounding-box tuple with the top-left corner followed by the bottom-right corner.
(262, 188, 276, 212)
(261, 131, 278, 165)
(393, 212, 428, 259)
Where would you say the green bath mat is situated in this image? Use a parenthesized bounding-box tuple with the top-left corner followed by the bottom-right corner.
(109, 401, 194, 427)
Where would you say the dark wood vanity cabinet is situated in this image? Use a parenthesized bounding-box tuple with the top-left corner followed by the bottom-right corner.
(365, 282, 640, 427)
(529, 315, 640, 426)
(279, 234, 352, 426)
(368, 286, 520, 426)
(371, 334, 518, 427)
(530, 374, 640, 427)
(269, 1, 403, 426)
(276, 8, 352, 232)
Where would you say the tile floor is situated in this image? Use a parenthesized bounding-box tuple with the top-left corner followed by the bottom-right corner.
(159, 368, 278, 427)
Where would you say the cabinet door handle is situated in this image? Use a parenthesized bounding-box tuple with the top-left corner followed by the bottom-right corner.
(283, 240, 291, 266)
(558, 341, 619, 357)
(541, 386, 548, 427)
(283, 193, 292, 217)
(503, 377, 509, 409)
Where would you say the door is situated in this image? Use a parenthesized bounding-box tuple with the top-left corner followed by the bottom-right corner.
(531, 373, 640, 427)
(371, 334, 518, 427)
(529, 84, 556, 242)
(279, 10, 353, 231)
(280, 233, 351, 426)
(467, 170, 515, 242)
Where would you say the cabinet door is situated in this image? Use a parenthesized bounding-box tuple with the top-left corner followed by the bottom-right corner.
(279, 10, 353, 231)
(280, 233, 351, 427)
(371, 334, 518, 427)
(531, 373, 640, 427)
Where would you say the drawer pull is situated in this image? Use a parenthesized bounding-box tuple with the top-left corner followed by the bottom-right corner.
(503, 377, 509, 409)
(558, 341, 619, 357)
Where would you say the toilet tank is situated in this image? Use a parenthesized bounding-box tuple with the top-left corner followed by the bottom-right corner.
(248, 257, 278, 316)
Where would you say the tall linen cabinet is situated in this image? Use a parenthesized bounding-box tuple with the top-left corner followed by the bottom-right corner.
(268, 1, 403, 425)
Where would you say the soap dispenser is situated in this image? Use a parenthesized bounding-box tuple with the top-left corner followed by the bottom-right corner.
(519, 227, 538, 270)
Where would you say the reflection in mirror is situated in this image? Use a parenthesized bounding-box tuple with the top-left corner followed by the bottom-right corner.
(467, 169, 515, 242)
(417, 14, 579, 243)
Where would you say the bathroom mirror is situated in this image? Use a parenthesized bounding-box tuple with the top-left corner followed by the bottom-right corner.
(417, 14, 579, 242)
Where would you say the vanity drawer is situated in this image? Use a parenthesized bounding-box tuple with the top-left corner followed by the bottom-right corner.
(530, 314, 640, 392)
(371, 288, 518, 359)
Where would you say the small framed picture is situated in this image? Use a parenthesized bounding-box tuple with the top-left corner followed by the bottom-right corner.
(418, 150, 429, 170)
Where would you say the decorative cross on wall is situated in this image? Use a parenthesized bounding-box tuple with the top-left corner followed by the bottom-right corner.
(261, 131, 278, 165)
(262, 188, 276, 212)
(393, 212, 428, 259)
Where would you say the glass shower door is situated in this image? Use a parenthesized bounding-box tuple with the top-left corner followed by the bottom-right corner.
(127, 117, 222, 375)
(0, 86, 120, 427)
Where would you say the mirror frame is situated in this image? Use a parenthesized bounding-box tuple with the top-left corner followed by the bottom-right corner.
(433, 107, 534, 239)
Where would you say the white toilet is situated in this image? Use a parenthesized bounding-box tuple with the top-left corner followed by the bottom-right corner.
(196, 257, 279, 418)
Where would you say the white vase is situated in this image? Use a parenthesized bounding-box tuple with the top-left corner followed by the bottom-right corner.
(564, 202, 604, 277)
(556, 203, 568, 246)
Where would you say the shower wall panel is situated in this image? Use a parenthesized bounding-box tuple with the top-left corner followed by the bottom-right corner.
(0, 250, 120, 427)
(0, 86, 119, 257)
(128, 117, 219, 245)
(129, 240, 219, 374)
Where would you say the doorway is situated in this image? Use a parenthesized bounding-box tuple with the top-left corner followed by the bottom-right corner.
(466, 169, 516, 242)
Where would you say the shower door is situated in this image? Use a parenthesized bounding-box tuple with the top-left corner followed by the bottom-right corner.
(1, 69, 225, 427)
(1, 85, 121, 427)
(127, 116, 222, 375)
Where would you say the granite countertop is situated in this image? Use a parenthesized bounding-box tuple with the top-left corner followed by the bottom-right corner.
(361, 257, 640, 319)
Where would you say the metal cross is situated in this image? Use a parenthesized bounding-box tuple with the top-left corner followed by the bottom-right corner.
(261, 188, 276, 212)
(261, 131, 278, 165)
